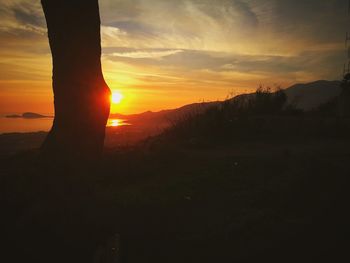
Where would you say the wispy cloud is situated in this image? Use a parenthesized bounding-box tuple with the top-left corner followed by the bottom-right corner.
(111, 49, 183, 59)
(0, 0, 45, 35)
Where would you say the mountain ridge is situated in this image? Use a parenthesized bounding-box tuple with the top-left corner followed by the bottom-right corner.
(110, 79, 341, 124)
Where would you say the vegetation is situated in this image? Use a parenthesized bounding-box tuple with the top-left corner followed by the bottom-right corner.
(161, 86, 349, 145)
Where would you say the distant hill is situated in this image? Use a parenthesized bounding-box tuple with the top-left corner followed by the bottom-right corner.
(6, 112, 50, 119)
(110, 101, 220, 127)
(229, 80, 342, 111)
(111, 80, 341, 126)
(284, 80, 341, 110)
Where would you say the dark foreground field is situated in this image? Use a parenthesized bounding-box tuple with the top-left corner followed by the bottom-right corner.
(2, 85, 350, 262)
(1, 128, 349, 262)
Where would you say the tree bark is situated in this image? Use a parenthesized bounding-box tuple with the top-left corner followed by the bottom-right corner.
(41, 0, 110, 159)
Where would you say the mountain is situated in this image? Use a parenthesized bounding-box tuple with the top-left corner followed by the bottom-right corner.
(229, 80, 342, 111)
(111, 80, 341, 126)
(284, 80, 341, 110)
(110, 101, 220, 127)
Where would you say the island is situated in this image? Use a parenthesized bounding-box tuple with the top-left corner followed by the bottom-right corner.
(6, 112, 50, 119)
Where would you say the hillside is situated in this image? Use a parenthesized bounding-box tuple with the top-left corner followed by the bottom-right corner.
(111, 80, 342, 125)
(285, 80, 341, 110)
(110, 101, 220, 126)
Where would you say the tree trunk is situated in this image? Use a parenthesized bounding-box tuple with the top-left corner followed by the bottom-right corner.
(41, 0, 110, 159)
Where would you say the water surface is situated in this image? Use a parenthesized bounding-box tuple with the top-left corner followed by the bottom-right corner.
(0, 117, 127, 134)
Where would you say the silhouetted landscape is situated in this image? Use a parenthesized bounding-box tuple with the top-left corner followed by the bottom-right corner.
(1, 79, 350, 262)
(1, 0, 350, 262)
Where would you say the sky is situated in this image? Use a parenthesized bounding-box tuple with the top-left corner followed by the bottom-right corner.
(0, 0, 348, 115)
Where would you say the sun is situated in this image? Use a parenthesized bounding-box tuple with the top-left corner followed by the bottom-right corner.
(111, 91, 123, 104)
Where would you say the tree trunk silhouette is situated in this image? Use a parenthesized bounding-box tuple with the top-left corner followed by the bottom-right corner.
(41, 0, 110, 159)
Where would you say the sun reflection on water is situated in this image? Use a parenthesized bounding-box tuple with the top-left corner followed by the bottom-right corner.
(107, 118, 129, 127)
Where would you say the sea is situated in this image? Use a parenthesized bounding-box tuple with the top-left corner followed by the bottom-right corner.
(0, 115, 127, 134)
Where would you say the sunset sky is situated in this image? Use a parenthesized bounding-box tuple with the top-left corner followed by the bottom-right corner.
(0, 0, 348, 115)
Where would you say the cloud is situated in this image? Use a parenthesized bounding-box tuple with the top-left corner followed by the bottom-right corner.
(103, 47, 343, 88)
(111, 49, 184, 59)
(99, 0, 346, 57)
(12, 2, 45, 27)
(193, 0, 259, 27)
(250, 0, 347, 44)
(101, 25, 128, 47)
(99, 0, 262, 52)
(0, 1, 45, 36)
